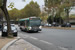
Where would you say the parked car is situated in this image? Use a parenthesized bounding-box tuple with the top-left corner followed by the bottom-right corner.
(52, 22, 59, 27)
(0, 24, 2, 31)
(44, 23, 52, 27)
(61, 23, 71, 27)
(41, 23, 45, 26)
(2, 24, 18, 37)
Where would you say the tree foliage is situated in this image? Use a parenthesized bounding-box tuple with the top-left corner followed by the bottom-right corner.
(45, 0, 75, 23)
(22, 1, 41, 17)
(8, 1, 41, 20)
(0, 0, 13, 37)
(8, 8, 20, 20)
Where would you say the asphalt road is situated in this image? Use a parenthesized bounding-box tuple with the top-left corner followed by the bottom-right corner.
(72, 25, 75, 28)
(18, 26, 75, 50)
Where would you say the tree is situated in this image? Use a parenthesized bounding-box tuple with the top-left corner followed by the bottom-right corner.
(70, 14, 75, 19)
(40, 12, 48, 21)
(22, 1, 41, 17)
(45, 0, 75, 23)
(0, 8, 3, 21)
(0, 0, 13, 37)
(62, 0, 75, 23)
(47, 16, 53, 24)
(0, 0, 26, 37)
(44, 0, 62, 22)
(8, 8, 21, 20)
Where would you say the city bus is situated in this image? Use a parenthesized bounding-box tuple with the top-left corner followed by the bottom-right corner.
(19, 17, 42, 32)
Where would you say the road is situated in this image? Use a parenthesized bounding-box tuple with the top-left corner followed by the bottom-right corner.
(17, 26, 75, 50)
(72, 25, 75, 28)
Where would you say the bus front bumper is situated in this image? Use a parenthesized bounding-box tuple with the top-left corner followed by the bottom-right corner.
(29, 29, 42, 31)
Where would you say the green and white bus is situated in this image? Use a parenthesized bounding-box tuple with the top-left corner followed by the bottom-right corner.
(19, 17, 42, 32)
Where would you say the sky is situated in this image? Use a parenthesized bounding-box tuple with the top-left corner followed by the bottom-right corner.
(7, 0, 75, 14)
(7, 0, 44, 10)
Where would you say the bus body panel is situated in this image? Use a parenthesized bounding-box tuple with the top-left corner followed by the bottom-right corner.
(19, 17, 42, 32)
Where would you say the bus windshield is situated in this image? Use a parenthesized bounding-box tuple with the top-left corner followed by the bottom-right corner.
(30, 20, 41, 26)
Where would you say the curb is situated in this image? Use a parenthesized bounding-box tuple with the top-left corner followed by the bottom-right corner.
(43, 27, 75, 30)
(1, 37, 21, 50)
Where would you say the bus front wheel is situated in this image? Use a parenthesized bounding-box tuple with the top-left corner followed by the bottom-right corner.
(35, 31, 38, 32)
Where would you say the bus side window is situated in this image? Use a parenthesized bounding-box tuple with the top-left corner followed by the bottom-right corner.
(20, 21, 25, 26)
(27, 20, 29, 26)
(25, 20, 29, 26)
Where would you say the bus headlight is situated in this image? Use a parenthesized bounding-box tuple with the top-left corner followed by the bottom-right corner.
(28, 27, 32, 30)
(39, 26, 42, 29)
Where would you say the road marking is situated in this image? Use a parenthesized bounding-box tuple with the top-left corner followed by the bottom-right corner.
(40, 40, 68, 50)
(40, 40, 53, 45)
(58, 46, 68, 50)
(30, 36, 38, 40)
(24, 35, 29, 37)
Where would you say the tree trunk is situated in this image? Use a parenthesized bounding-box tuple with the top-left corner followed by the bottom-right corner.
(58, 12, 61, 25)
(1, 0, 13, 37)
(66, 9, 69, 23)
(52, 8, 55, 22)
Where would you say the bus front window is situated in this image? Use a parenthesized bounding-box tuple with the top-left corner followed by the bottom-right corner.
(30, 20, 41, 26)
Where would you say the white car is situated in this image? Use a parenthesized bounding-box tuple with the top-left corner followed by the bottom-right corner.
(2, 24, 18, 37)
(45, 23, 52, 27)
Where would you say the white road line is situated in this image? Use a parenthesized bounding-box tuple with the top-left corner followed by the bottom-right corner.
(40, 40, 68, 50)
(24, 35, 29, 37)
(58, 46, 68, 50)
(19, 34, 68, 50)
(30, 36, 38, 40)
(40, 40, 53, 45)
(19, 33, 69, 50)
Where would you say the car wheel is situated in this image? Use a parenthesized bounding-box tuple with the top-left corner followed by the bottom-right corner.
(2, 32, 8, 37)
(13, 32, 17, 37)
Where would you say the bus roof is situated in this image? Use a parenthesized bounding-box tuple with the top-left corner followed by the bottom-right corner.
(19, 17, 40, 21)
(19, 18, 29, 21)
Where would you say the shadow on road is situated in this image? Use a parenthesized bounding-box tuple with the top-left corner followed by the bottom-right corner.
(22, 30, 41, 34)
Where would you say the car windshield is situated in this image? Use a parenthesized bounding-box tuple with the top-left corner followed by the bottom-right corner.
(4, 26, 16, 30)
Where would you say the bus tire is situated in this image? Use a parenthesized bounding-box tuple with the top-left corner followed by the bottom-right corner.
(20, 28, 23, 31)
(36, 31, 38, 32)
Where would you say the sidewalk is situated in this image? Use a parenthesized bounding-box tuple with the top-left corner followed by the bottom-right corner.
(0, 32, 14, 50)
(0, 31, 41, 50)
(7, 39, 41, 50)
(7, 38, 68, 50)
